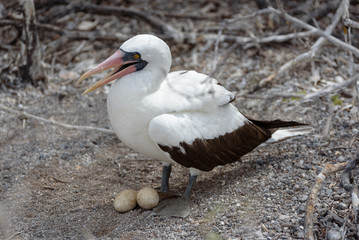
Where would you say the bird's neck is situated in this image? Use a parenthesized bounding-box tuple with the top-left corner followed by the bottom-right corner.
(109, 68, 166, 101)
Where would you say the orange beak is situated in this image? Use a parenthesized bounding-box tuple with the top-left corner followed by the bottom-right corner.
(78, 50, 138, 95)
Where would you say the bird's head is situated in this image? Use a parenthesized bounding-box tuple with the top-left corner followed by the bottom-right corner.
(78, 34, 172, 95)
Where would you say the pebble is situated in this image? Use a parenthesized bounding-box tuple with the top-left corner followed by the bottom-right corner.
(335, 202, 347, 210)
(114, 189, 137, 213)
(279, 214, 290, 221)
(298, 195, 308, 202)
(297, 205, 306, 214)
(78, 20, 98, 31)
(333, 195, 341, 201)
(327, 229, 341, 240)
(137, 187, 159, 209)
(337, 156, 345, 162)
(253, 230, 264, 238)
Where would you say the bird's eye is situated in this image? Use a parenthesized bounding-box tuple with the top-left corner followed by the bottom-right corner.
(134, 54, 140, 59)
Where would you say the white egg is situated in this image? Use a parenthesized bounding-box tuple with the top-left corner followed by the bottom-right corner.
(137, 187, 159, 209)
(114, 189, 137, 213)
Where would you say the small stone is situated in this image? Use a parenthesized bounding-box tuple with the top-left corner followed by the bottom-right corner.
(335, 75, 344, 83)
(297, 205, 306, 214)
(296, 230, 305, 238)
(253, 230, 263, 238)
(137, 187, 159, 209)
(114, 189, 137, 213)
(78, 20, 98, 31)
(298, 195, 308, 202)
(333, 195, 341, 201)
(279, 214, 290, 221)
(335, 202, 347, 210)
(327, 229, 341, 240)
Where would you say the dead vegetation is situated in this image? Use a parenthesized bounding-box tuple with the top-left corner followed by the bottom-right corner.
(1, 0, 359, 239)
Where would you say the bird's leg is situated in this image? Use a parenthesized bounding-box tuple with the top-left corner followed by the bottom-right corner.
(183, 173, 198, 199)
(161, 163, 172, 192)
(153, 171, 199, 217)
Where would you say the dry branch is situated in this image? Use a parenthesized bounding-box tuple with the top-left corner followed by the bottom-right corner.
(0, 104, 114, 134)
(342, 0, 355, 76)
(1, 4, 320, 59)
(342, 0, 359, 30)
(352, 186, 359, 223)
(304, 162, 347, 240)
(236, 93, 303, 100)
(22, 0, 43, 85)
(40, 2, 181, 41)
(299, 0, 340, 24)
(0, 19, 23, 28)
(192, 30, 316, 47)
(264, 1, 344, 82)
(242, 30, 315, 49)
(225, 7, 273, 23)
(343, 18, 359, 29)
(268, 6, 359, 58)
(352, 186, 359, 238)
(340, 153, 359, 238)
(302, 73, 359, 100)
(1, 18, 315, 54)
(237, 72, 359, 101)
(1, 18, 130, 53)
(341, 153, 359, 192)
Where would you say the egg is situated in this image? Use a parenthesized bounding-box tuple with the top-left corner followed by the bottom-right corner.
(137, 187, 159, 209)
(114, 189, 137, 213)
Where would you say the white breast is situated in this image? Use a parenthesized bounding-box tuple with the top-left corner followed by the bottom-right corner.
(107, 78, 172, 163)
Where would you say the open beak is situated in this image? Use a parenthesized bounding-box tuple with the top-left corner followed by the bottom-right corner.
(78, 50, 138, 95)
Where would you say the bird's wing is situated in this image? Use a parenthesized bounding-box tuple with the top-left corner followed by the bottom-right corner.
(148, 104, 272, 171)
(168, 70, 236, 107)
(144, 70, 236, 114)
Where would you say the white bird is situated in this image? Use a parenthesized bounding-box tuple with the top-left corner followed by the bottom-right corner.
(78, 34, 308, 217)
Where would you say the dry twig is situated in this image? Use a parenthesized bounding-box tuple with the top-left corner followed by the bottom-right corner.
(22, 0, 43, 85)
(236, 73, 359, 101)
(236, 92, 302, 100)
(299, 0, 340, 24)
(342, 0, 359, 30)
(343, 18, 359, 29)
(341, 153, 359, 238)
(0, 18, 129, 54)
(343, 0, 354, 76)
(1, 18, 316, 55)
(268, 6, 359, 57)
(322, 96, 334, 136)
(304, 162, 347, 240)
(0, 104, 114, 134)
(341, 153, 359, 192)
(5, 232, 23, 240)
(238, 72, 359, 101)
(262, 1, 344, 84)
(40, 2, 181, 41)
(352, 186, 359, 237)
(301, 73, 359, 101)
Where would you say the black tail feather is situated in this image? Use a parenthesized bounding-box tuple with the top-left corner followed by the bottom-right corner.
(248, 118, 307, 130)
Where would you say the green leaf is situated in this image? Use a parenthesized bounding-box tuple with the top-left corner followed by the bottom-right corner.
(330, 94, 343, 106)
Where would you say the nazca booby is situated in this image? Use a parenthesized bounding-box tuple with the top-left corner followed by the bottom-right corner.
(78, 34, 308, 217)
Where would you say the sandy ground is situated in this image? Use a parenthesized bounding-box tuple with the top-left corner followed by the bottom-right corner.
(1, 1, 359, 239)
(1, 65, 358, 239)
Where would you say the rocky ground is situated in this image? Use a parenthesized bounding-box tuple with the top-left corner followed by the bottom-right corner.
(1, 0, 359, 239)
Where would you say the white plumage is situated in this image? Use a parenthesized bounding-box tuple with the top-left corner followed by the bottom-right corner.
(107, 65, 246, 164)
(103, 35, 248, 164)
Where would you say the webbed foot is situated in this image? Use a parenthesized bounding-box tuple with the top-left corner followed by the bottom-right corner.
(153, 197, 190, 217)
